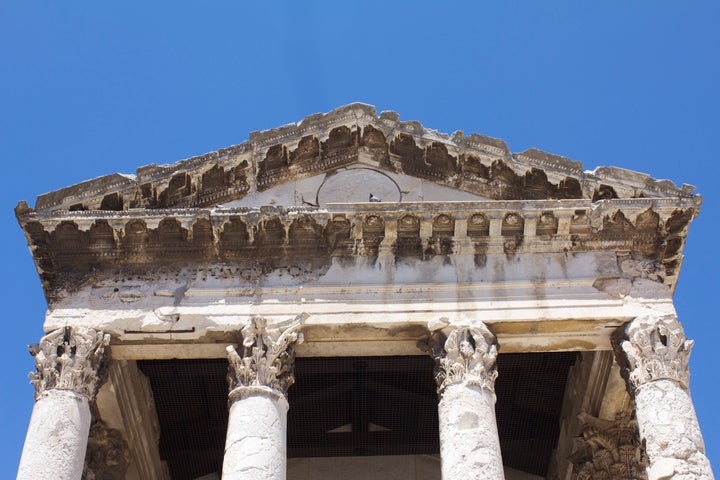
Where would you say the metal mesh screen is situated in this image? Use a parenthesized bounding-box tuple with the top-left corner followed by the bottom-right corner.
(287, 356, 440, 457)
(138, 351, 577, 479)
(138, 359, 228, 480)
(496, 351, 578, 475)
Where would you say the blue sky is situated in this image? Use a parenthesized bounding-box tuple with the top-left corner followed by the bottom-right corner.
(1, 1, 718, 476)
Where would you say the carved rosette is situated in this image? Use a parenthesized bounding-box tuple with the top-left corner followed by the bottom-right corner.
(29, 327, 111, 401)
(82, 420, 129, 480)
(421, 323, 499, 396)
(226, 314, 306, 397)
(571, 411, 647, 480)
(617, 253, 665, 283)
(618, 315, 693, 391)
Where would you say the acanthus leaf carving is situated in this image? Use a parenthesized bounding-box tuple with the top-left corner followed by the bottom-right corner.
(29, 327, 110, 401)
(618, 315, 693, 391)
(571, 410, 647, 480)
(82, 420, 130, 480)
(226, 314, 307, 396)
(419, 322, 498, 396)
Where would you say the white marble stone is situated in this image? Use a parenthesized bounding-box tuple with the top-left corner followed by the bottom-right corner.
(17, 390, 92, 480)
(636, 380, 713, 480)
(222, 388, 288, 480)
(621, 315, 714, 479)
(439, 384, 504, 480)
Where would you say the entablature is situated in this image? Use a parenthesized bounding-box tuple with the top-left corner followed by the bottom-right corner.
(17, 197, 697, 301)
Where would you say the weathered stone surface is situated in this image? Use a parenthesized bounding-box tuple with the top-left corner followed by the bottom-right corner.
(617, 316, 713, 479)
(17, 389, 92, 480)
(223, 315, 305, 480)
(570, 410, 647, 480)
(16, 197, 699, 302)
(95, 360, 169, 480)
(83, 420, 130, 480)
(287, 455, 441, 480)
(438, 384, 504, 480)
(635, 380, 712, 479)
(422, 323, 504, 480)
(420, 323, 498, 395)
(29, 326, 110, 401)
(226, 314, 306, 396)
(22, 104, 697, 218)
(223, 391, 288, 480)
(19, 327, 111, 480)
(13, 106, 712, 479)
(619, 315, 692, 391)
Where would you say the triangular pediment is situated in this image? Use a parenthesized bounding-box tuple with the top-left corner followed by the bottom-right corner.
(221, 165, 494, 209)
(27, 103, 695, 214)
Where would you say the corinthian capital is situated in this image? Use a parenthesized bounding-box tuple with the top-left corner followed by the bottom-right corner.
(420, 321, 498, 395)
(618, 315, 693, 391)
(226, 314, 307, 396)
(29, 327, 111, 400)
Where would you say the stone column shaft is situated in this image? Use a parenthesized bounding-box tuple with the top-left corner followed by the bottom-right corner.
(422, 321, 505, 480)
(619, 315, 713, 480)
(17, 327, 109, 480)
(635, 381, 709, 480)
(223, 387, 288, 480)
(439, 383, 503, 479)
(222, 315, 305, 480)
(18, 390, 92, 479)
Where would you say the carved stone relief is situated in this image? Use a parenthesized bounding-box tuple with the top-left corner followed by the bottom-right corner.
(82, 420, 129, 480)
(29, 327, 110, 401)
(617, 315, 692, 391)
(226, 314, 307, 396)
(617, 253, 665, 283)
(616, 316, 713, 479)
(420, 322, 499, 396)
(537, 211, 558, 236)
(570, 410, 647, 480)
(467, 213, 489, 237)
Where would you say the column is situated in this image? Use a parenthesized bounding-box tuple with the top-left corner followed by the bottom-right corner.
(222, 315, 305, 480)
(617, 315, 714, 480)
(18, 327, 110, 480)
(421, 321, 504, 480)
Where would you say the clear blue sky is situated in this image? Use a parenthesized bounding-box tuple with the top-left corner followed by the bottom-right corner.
(2, 2, 718, 476)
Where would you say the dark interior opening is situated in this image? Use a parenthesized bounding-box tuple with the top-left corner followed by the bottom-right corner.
(138, 351, 577, 480)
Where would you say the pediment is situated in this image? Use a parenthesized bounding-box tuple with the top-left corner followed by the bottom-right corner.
(27, 103, 696, 214)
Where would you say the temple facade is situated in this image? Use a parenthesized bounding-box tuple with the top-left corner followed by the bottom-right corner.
(15, 103, 713, 479)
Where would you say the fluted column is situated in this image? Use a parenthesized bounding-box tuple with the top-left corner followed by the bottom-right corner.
(18, 327, 110, 480)
(421, 321, 504, 480)
(617, 315, 713, 480)
(222, 315, 305, 480)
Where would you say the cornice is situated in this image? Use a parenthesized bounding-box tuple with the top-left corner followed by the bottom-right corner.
(16, 197, 697, 302)
(18, 103, 699, 216)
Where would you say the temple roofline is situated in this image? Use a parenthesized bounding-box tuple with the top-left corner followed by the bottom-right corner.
(19, 103, 697, 215)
